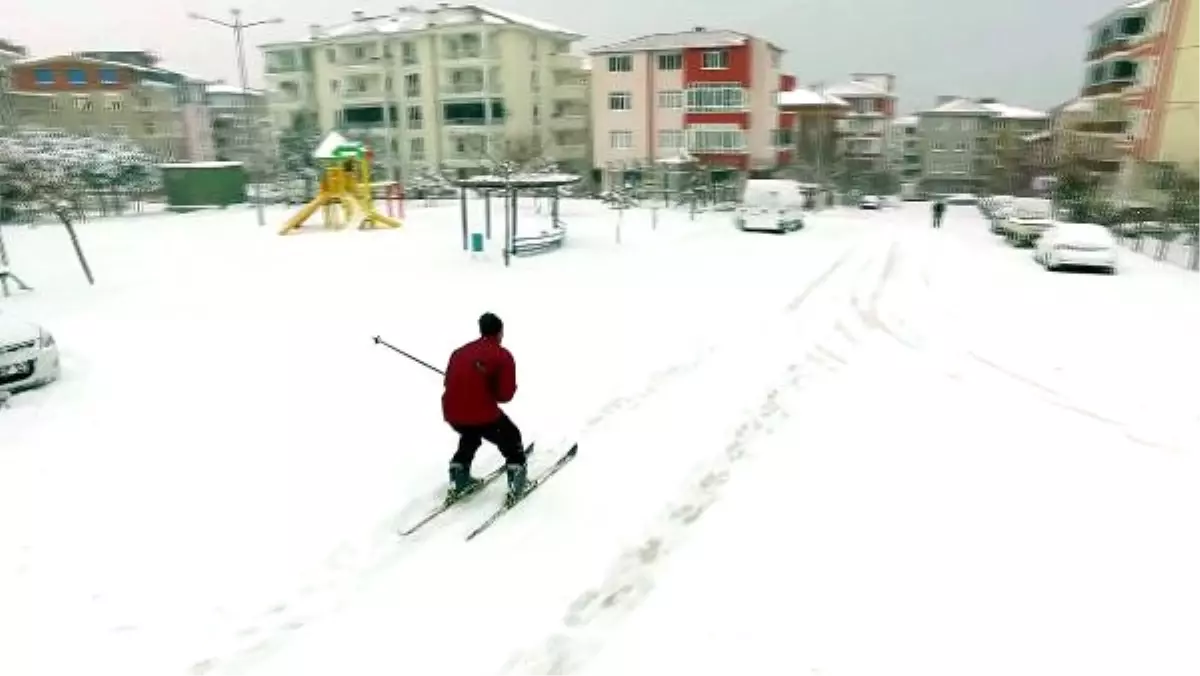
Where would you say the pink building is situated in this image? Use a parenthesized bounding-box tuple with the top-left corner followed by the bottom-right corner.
(587, 27, 795, 181)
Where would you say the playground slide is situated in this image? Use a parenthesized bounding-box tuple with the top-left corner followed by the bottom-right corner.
(279, 196, 325, 235)
(343, 193, 403, 229)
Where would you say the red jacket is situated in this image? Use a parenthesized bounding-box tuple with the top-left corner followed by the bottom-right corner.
(441, 337, 517, 426)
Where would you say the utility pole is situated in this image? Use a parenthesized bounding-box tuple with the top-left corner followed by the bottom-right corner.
(187, 9, 283, 226)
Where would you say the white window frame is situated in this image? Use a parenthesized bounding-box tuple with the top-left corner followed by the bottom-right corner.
(657, 53, 682, 70)
(657, 129, 684, 150)
(657, 90, 682, 109)
(686, 124, 746, 152)
(608, 91, 632, 111)
(609, 130, 633, 149)
(685, 84, 745, 112)
(607, 55, 633, 72)
(701, 50, 728, 70)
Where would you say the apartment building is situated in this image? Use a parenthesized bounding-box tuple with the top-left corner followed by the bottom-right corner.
(259, 4, 591, 178)
(776, 86, 849, 181)
(824, 74, 897, 172)
(4, 52, 208, 160)
(888, 115, 921, 183)
(205, 83, 270, 162)
(916, 96, 1048, 194)
(587, 27, 796, 179)
(0, 39, 51, 128)
(1068, 0, 1197, 195)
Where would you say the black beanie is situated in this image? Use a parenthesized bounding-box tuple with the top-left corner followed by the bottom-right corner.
(479, 312, 503, 337)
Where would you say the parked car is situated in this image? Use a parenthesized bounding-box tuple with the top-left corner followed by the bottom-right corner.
(734, 179, 805, 234)
(858, 195, 881, 210)
(946, 193, 978, 205)
(989, 205, 1014, 234)
(0, 313, 61, 394)
(1001, 198, 1055, 247)
(1033, 222, 1118, 274)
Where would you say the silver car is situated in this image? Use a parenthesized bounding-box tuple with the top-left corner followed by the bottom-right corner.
(0, 314, 62, 394)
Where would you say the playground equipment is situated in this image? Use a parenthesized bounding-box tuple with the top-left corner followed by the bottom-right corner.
(279, 132, 403, 235)
(456, 173, 580, 266)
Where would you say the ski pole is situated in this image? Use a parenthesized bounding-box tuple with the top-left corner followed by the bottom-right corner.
(371, 335, 445, 376)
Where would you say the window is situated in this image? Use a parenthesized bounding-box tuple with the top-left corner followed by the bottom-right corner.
(658, 129, 684, 149)
(609, 130, 633, 149)
(326, 48, 336, 63)
(72, 95, 93, 111)
(657, 53, 682, 70)
(353, 45, 367, 61)
(67, 68, 87, 86)
(348, 76, 368, 93)
(410, 136, 425, 161)
(608, 91, 632, 111)
(404, 73, 421, 97)
(138, 95, 151, 109)
(1112, 60, 1137, 80)
(607, 55, 632, 72)
(701, 50, 728, 69)
(1120, 15, 1145, 36)
(143, 121, 156, 136)
(954, 142, 966, 152)
(34, 68, 55, 86)
(407, 105, 423, 130)
(772, 128, 794, 147)
(687, 124, 745, 151)
(99, 68, 119, 85)
(531, 70, 540, 90)
(932, 141, 945, 151)
(105, 94, 122, 111)
(1089, 64, 1105, 84)
(657, 90, 682, 109)
(48, 98, 60, 112)
(685, 84, 745, 112)
(770, 50, 781, 68)
(110, 125, 126, 137)
(400, 42, 418, 65)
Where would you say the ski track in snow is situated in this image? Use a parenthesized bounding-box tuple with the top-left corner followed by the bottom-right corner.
(501, 224, 1196, 674)
(187, 235, 863, 676)
(500, 236, 903, 674)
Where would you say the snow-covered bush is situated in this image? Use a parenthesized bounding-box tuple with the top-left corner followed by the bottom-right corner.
(0, 130, 159, 221)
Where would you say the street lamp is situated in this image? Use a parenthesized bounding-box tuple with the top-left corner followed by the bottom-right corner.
(188, 8, 283, 226)
(370, 50, 401, 185)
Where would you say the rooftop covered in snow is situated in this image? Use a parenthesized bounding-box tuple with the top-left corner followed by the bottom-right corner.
(589, 27, 782, 54)
(261, 4, 581, 47)
(824, 79, 895, 98)
(776, 88, 849, 108)
(918, 97, 1047, 119)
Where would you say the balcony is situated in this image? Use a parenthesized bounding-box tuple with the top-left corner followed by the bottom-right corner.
(441, 82, 501, 98)
(1077, 120, 1128, 134)
(1087, 38, 1131, 61)
(549, 52, 585, 71)
(441, 46, 500, 62)
(1082, 77, 1138, 96)
(342, 88, 387, 102)
(548, 113, 587, 130)
(443, 117, 505, 129)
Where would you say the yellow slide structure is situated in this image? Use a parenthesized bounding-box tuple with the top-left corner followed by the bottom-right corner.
(344, 193, 403, 229)
(279, 133, 403, 235)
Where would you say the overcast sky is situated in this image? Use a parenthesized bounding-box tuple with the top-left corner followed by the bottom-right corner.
(6, 0, 1121, 113)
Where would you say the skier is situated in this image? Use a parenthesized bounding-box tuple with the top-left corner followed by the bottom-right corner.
(932, 198, 946, 228)
(441, 312, 528, 504)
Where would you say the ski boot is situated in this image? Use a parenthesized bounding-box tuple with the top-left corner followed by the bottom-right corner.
(504, 463, 528, 507)
(446, 463, 482, 504)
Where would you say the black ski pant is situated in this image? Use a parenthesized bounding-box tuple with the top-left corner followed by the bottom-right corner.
(450, 413, 526, 470)
(932, 213, 943, 228)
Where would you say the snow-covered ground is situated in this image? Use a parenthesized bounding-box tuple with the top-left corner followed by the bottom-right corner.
(1, 200, 1196, 676)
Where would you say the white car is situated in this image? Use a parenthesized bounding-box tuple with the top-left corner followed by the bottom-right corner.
(0, 314, 62, 394)
(1002, 198, 1055, 246)
(1034, 222, 1118, 274)
(735, 179, 805, 233)
(858, 195, 881, 210)
(946, 193, 978, 205)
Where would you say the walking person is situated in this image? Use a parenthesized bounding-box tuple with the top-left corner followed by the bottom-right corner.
(932, 198, 946, 228)
(441, 312, 528, 504)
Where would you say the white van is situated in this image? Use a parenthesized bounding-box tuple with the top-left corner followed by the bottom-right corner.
(734, 179, 805, 234)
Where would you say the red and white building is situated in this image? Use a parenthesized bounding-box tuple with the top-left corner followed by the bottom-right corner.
(587, 27, 796, 180)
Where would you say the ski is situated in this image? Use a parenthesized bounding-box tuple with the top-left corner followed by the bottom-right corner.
(464, 443, 579, 541)
(398, 443, 535, 537)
